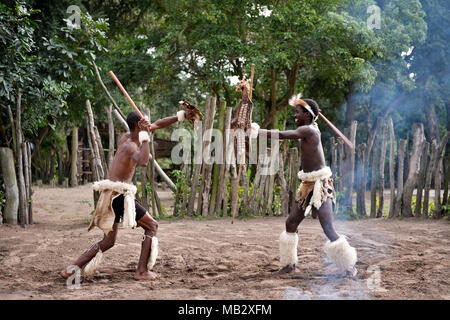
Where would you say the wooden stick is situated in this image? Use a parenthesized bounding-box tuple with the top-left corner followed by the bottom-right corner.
(108, 71, 144, 119)
(318, 112, 354, 149)
(231, 64, 255, 224)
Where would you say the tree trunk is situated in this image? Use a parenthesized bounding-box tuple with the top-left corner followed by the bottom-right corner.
(337, 138, 345, 192)
(210, 100, 227, 215)
(423, 140, 438, 218)
(187, 120, 203, 216)
(365, 117, 383, 205)
(0, 147, 18, 224)
(249, 158, 262, 216)
(269, 68, 279, 129)
(388, 118, 396, 218)
(197, 96, 216, 216)
(105, 104, 115, 169)
(426, 105, 440, 144)
(26, 142, 33, 223)
(288, 148, 299, 214)
(215, 106, 232, 213)
(376, 124, 388, 218)
(393, 139, 406, 217)
(70, 127, 79, 187)
(344, 82, 357, 127)
(230, 162, 238, 217)
(343, 121, 357, 215)
(86, 99, 104, 181)
(15, 89, 27, 225)
(415, 142, 429, 217)
(22, 142, 31, 224)
(433, 132, 450, 218)
(443, 154, 450, 208)
(94, 126, 108, 178)
(330, 137, 338, 180)
(402, 123, 425, 217)
(265, 158, 276, 215)
(277, 152, 289, 216)
(370, 133, 379, 219)
(356, 143, 367, 217)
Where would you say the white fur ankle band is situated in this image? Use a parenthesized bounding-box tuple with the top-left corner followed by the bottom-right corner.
(83, 249, 103, 276)
(279, 231, 299, 267)
(139, 131, 150, 144)
(177, 110, 186, 122)
(324, 235, 357, 275)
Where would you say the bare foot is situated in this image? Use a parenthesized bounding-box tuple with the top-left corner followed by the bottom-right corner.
(273, 264, 299, 275)
(60, 269, 75, 279)
(134, 270, 158, 280)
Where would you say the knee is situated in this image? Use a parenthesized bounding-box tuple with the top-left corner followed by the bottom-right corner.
(101, 238, 115, 251)
(144, 219, 158, 236)
(285, 218, 297, 233)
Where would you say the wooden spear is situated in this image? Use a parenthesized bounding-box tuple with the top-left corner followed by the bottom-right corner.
(231, 63, 255, 224)
(108, 71, 145, 119)
(318, 113, 354, 149)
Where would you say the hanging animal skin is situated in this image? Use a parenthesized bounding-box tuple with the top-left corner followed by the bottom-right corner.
(231, 78, 253, 163)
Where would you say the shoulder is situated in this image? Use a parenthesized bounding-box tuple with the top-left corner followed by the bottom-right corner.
(118, 134, 139, 153)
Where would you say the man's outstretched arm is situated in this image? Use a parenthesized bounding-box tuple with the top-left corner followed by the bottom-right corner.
(149, 115, 179, 131)
(256, 126, 309, 140)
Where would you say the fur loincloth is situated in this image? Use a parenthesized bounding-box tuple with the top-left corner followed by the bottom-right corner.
(296, 167, 335, 216)
(88, 180, 137, 235)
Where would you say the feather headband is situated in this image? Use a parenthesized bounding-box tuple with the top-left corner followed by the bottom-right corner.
(289, 93, 318, 121)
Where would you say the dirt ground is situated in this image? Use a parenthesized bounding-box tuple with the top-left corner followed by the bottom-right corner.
(0, 185, 449, 300)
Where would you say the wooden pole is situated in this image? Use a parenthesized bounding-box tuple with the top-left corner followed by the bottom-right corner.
(402, 124, 425, 217)
(15, 89, 27, 225)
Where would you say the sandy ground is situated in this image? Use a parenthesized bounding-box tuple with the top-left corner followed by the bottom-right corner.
(0, 185, 449, 300)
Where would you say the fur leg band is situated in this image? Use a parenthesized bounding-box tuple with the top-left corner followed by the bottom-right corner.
(279, 231, 299, 267)
(177, 110, 186, 122)
(324, 235, 357, 276)
(139, 131, 150, 144)
(147, 236, 158, 270)
(83, 249, 103, 276)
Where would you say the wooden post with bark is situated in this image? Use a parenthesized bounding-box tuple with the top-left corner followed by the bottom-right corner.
(215, 107, 232, 214)
(15, 89, 27, 225)
(209, 100, 226, 215)
(423, 140, 437, 218)
(376, 124, 388, 218)
(199, 96, 216, 216)
(415, 142, 429, 217)
(433, 132, 449, 218)
(343, 121, 357, 215)
(70, 127, 79, 187)
(187, 118, 204, 216)
(393, 139, 406, 218)
(402, 123, 425, 217)
(356, 143, 366, 217)
(105, 104, 115, 169)
(370, 127, 380, 218)
(277, 152, 289, 216)
(388, 118, 396, 218)
(0, 147, 18, 224)
(287, 148, 299, 214)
